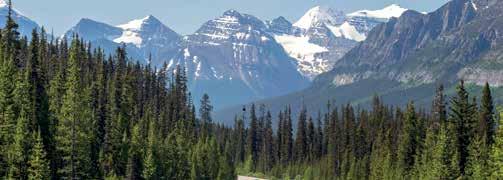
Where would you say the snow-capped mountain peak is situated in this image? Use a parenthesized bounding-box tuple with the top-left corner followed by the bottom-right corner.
(347, 4, 408, 20)
(223, 9, 242, 18)
(114, 15, 178, 48)
(117, 15, 155, 31)
(293, 6, 345, 29)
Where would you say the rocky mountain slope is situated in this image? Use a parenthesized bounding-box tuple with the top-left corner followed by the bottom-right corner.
(0, 0, 40, 38)
(64, 15, 181, 65)
(216, 0, 503, 123)
(167, 10, 310, 108)
(272, 4, 408, 80)
(61, 4, 410, 109)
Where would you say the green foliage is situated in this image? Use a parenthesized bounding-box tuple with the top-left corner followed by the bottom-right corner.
(412, 126, 448, 179)
(449, 80, 478, 174)
(0, 7, 501, 179)
(397, 102, 421, 176)
(190, 137, 219, 180)
(489, 109, 503, 178)
(28, 130, 50, 180)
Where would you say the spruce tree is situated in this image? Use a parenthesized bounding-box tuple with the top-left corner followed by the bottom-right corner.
(234, 116, 246, 163)
(432, 84, 447, 126)
(449, 80, 477, 174)
(28, 129, 51, 180)
(259, 111, 274, 172)
(0, 27, 17, 178)
(294, 107, 308, 162)
(465, 136, 489, 179)
(280, 107, 293, 165)
(125, 124, 143, 180)
(479, 82, 495, 145)
(190, 137, 219, 180)
(247, 104, 259, 170)
(397, 102, 420, 176)
(217, 142, 236, 180)
(7, 61, 34, 179)
(199, 93, 213, 138)
(489, 110, 503, 178)
(142, 120, 158, 179)
(54, 38, 92, 179)
(412, 126, 448, 179)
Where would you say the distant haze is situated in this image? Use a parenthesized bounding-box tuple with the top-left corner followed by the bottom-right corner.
(13, 0, 449, 35)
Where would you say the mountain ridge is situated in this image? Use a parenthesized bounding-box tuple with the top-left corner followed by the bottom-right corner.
(215, 0, 503, 124)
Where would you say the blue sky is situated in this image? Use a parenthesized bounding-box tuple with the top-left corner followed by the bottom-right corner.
(14, 0, 449, 35)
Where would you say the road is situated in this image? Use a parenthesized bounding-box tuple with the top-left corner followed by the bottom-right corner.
(237, 175, 268, 180)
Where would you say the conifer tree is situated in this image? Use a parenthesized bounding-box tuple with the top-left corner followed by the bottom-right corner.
(449, 80, 477, 174)
(125, 124, 143, 180)
(142, 120, 158, 179)
(28, 29, 49, 136)
(489, 110, 503, 178)
(199, 93, 213, 138)
(7, 60, 35, 179)
(234, 116, 246, 163)
(28, 129, 51, 180)
(295, 107, 308, 162)
(465, 135, 489, 179)
(217, 142, 236, 180)
(191, 137, 219, 180)
(259, 111, 274, 172)
(247, 104, 259, 170)
(54, 38, 92, 179)
(280, 107, 293, 165)
(7, 101, 30, 179)
(397, 102, 420, 176)
(432, 84, 447, 126)
(164, 131, 191, 180)
(479, 82, 495, 144)
(412, 126, 448, 179)
(443, 123, 462, 179)
(0, 25, 17, 178)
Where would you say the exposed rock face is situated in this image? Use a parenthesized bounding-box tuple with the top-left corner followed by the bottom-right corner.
(64, 15, 181, 65)
(168, 10, 310, 108)
(216, 0, 503, 124)
(316, 0, 503, 88)
(273, 5, 407, 80)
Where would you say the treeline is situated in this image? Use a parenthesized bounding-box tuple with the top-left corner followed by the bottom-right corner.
(0, 4, 236, 179)
(1, 2, 503, 180)
(235, 82, 503, 179)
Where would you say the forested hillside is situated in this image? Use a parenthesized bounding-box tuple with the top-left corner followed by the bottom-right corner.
(1, 2, 503, 180)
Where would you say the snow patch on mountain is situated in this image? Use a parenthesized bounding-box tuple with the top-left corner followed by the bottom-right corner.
(347, 4, 407, 20)
(114, 16, 153, 47)
(274, 34, 328, 61)
(293, 6, 344, 30)
(278, 5, 405, 79)
(471, 1, 478, 10)
(326, 22, 366, 41)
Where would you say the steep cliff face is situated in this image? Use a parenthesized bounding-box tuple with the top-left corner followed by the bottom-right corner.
(167, 10, 310, 108)
(216, 0, 503, 124)
(272, 5, 407, 80)
(64, 15, 181, 64)
(316, 0, 503, 88)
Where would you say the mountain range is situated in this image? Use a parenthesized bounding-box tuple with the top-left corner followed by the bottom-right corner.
(57, 4, 407, 109)
(8, 0, 499, 123)
(216, 0, 503, 123)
